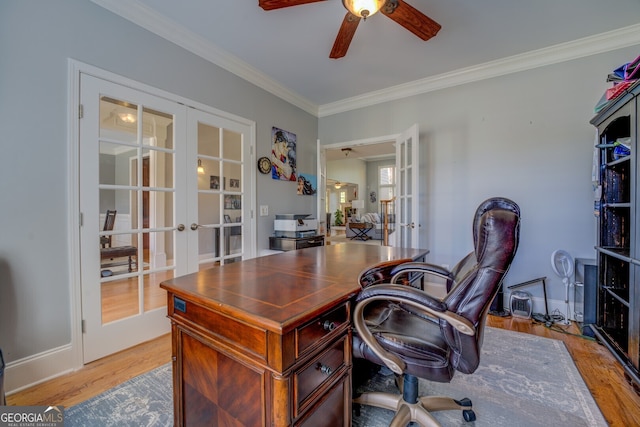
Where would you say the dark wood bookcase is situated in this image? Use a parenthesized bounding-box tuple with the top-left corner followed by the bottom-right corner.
(590, 81, 640, 392)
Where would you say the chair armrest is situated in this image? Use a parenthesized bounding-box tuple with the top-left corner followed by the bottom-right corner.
(390, 262, 454, 286)
(357, 259, 414, 288)
(353, 284, 476, 375)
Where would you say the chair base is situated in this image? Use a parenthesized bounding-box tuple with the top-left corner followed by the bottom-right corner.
(354, 374, 475, 427)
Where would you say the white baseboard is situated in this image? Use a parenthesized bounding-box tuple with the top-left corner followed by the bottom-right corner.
(4, 344, 77, 395)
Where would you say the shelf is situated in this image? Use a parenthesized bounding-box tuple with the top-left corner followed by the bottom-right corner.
(603, 203, 631, 208)
(603, 286, 630, 306)
(607, 156, 631, 167)
(597, 247, 631, 260)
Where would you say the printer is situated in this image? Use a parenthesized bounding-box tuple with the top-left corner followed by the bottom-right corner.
(274, 214, 318, 238)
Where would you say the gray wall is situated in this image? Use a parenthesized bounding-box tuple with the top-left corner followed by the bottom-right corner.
(319, 47, 640, 306)
(0, 0, 316, 366)
(1, 0, 638, 388)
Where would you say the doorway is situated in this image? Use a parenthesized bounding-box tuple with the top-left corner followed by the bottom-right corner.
(322, 125, 420, 249)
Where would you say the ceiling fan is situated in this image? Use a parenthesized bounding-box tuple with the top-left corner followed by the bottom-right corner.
(258, 0, 441, 59)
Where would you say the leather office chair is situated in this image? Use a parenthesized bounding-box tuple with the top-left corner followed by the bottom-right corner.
(352, 197, 520, 426)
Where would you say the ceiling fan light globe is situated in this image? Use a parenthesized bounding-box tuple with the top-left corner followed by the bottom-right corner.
(342, 0, 385, 19)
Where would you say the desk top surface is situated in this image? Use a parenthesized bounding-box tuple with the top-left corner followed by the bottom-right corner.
(161, 243, 428, 333)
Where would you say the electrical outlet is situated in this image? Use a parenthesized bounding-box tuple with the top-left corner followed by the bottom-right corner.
(260, 205, 269, 216)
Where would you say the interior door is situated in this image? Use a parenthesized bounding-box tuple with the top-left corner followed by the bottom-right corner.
(317, 140, 327, 235)
(186, 108, 254, 271)
(395, 124, 420, 248)
(80, 74, 188, 362)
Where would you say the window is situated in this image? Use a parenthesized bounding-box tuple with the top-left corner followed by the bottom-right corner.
(340, 191, 346, 203)
(379, 166, 395, 201)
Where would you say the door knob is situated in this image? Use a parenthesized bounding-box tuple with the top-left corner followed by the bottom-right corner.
(176, 224, 185, 232)
(190, 223, 201, 231)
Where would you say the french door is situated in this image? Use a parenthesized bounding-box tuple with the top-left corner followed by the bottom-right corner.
(395, 124, 420, 248)
(79, 73, 253, 362)
(317, 140, 327, 235)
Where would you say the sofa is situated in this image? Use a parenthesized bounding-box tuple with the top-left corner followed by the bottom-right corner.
(346, 212, 394, 240)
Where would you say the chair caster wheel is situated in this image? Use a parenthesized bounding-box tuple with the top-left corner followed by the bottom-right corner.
(463, 409, 476, 422)
(455, 398, 475, 422)
(456, 397, 472, 407)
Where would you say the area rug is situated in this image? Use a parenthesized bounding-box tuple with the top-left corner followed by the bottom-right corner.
(65, 327, 605, 426)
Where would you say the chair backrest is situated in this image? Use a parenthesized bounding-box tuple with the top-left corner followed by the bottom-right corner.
(103, 210, 117, 232)
(442, 197, 520, 374)
(448, 198, 520, 291)
(101, 210, 117, 248)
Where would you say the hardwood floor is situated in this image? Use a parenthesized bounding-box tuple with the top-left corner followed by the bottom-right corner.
(7, 316, 640, 426)
(6, 334, 172, 408)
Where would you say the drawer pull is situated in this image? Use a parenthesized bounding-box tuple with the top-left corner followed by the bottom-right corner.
(318, 364, 332, 376)
(322, 320, 336, 331)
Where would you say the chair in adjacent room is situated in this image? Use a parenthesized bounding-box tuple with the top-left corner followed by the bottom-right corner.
(101, 209, 117, 248)
(99, 209, 138, 273)
(352, 197, 520, 426)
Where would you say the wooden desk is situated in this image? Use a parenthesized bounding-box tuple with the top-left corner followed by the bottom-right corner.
(160, 244, 429, 427)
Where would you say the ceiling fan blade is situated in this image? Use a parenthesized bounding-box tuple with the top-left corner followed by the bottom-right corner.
(258, 0, 325, 11)
(382, 0, 441, 41)
(330, 13, 361, 59)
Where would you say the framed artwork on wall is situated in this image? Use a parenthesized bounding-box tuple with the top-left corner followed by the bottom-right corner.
(271, 126, 296, 181)
(210, 175, 220, 189)
(297, 174, 317, 195)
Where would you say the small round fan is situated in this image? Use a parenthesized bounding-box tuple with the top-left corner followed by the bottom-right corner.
(551, 249, 574, 325)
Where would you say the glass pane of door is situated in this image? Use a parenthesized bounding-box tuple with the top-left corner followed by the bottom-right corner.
(194, 119, 244, 268)
(97, 98, 176, 322)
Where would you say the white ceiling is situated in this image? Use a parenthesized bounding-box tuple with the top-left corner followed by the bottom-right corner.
(93, 0, 640, 117)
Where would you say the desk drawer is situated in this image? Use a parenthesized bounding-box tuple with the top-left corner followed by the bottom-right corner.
(295, 336, 347, 412)
(297, 303, 348, 356)
(296, 374, 349, 427)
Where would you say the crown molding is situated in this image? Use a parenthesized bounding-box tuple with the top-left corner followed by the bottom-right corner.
(318, 23, 640, 117)
(91, 0, 318, 116)
(92, 0, 640, 119)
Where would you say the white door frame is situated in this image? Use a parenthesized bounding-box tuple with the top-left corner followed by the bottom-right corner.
(322, 134, 398, 236)
(317, 140, 327, 235)
(321, 128, 421, 248)
(68, 59, 256, 368)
